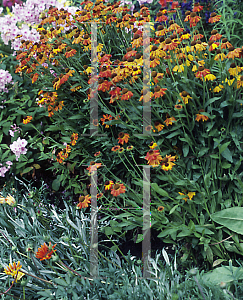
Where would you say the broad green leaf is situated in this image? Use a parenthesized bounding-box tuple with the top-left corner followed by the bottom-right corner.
(221, 147, 233, 162)
(52, 179, 60, 191)
(211, 207, 243, 235)
(151, 183, 169, 197)
(202, 266, 243, 285)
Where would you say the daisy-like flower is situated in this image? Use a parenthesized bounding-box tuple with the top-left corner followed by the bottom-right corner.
(145, 149, 163, 167)
(97, 193, 103, 199)
(161, 155, 176, 171)
(214, 49, 226, 61)
(195, 109, 209, 122)
(179, 191, 196, 202)
(209, 29, 222, 41)
(110, 182, 126, 197)
(164, 116, 176, 126)
(23, 116, 32, 124)
(213, 84, 224, 93)
(149, 142, 158, 149)
(228, 63, 242, 76)
(70, 133, 78, 146)
(86, 161, 102, 175)
(64, 47, 77, 58)
(189, 12, 201, 27)
(204, 73, 216, 81)
(94, 151, 101, 157)
(163, 38, 178, 51)
(4, 261, 25, 283)
(152, 86, 167, 99)
(117, 132, 130, 145)
(126, 145, 134, 151)
(175, 104, 183, 110)
(35, 242, 57, 261)
(179, 91, 191, 104)
(154, 121, 164, 132)
(236, 75, 243, 89)
(77, 195, 91, 209)
(208, 12, 221, 23)
(56, 151, 65, 164)
(111, 145, 120, 152)
(101, 114, 113, 128)
(131, 34, 143, 48)
(104, 180, 114, 190)
(193, 2, 203, 12)
(157, 206, 164, 212)
(121, 89, 133, 101)
(195, 66, 211, 79)
(221, 38, 232, 50)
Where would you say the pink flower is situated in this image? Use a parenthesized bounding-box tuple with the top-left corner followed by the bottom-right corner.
(10, 137, 27, 161)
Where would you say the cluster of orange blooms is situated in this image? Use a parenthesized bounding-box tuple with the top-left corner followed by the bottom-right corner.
(56, 133, 78, 164)
(14, 1, 243, 129)
(37, 90, 63, 117)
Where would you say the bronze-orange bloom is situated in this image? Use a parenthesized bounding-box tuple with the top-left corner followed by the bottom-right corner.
(35, 242, 57, 261)
(110, 182, 126, 197)
(117, 132, 130, 145)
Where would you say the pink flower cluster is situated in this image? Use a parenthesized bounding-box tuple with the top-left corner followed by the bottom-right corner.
(10, 137, 28, 161)
(0, 0, 80, 50)
(0, 69, 13, 93)
(0, 161, 12, 177)
(3, 0, 23, 8)
(9, 124, 21, 138)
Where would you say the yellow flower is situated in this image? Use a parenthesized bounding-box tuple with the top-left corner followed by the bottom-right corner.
(213, 84, 224, 93)
(0, 195, 6, 204)
(4, 261, 25, 283)
(187, 192, 196, 200)
(204, 74, 216, 81)
(6, 194, 16, 206)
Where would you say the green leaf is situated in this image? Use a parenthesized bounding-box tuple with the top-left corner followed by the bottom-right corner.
(202, 266, 243, 285)
(211, 207, 243, 235)
(198, 147, 209, 157)
(221, 147, 233, 163)
(219, 141, 231, 155)
(52, 179, 60, 191)
(151, 183, 169, 197)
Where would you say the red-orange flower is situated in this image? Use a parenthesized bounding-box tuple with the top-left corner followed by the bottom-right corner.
(35, 242, 57, 261)
(70, 133, 78, 146)
(145, 149, 162, 167)
(77, 195, 91, 209)
(208, 13, 221, 23)
(111, 145, 120, 152)
(110, 182, 126, 197)
(117, 132, 130, 145)
(64, 47, 77, 58)
(101, 114, 113, 128)
(195, 109, 209, 122)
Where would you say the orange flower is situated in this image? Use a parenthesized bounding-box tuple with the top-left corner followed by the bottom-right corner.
(77, 195, 91, 209)
(145, 149, 162, 167)
(121, 89, 133, 101)
(101, 114, 113, 128)
(154, 121, 164, 132)
(157, 206, 164, 212)
(35, 242, 57, 261)
(56, 151, 65, 164)
(94, 151, 101, 157)
(23, 116, 32, 124)
(195, 109, 209, 122)
(164, 116, 176, 126)
(208, 13, 221, 23)
(64, 47, 77, 58)
(112, 145, 120, 152)
(163, 38, 178, 51)
(110, 182, 126, 197)
(4, 261, 25, 283)
(70, 133, 78, 146)
(86, 161, 102, 175)
(152, 87, 167, 99)
(117, 132, 130, 145)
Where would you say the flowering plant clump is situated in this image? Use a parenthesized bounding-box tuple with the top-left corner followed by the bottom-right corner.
(0, 69, 13, 93)
(10, 137, 28, 161)
(2, 0, 243, 272)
